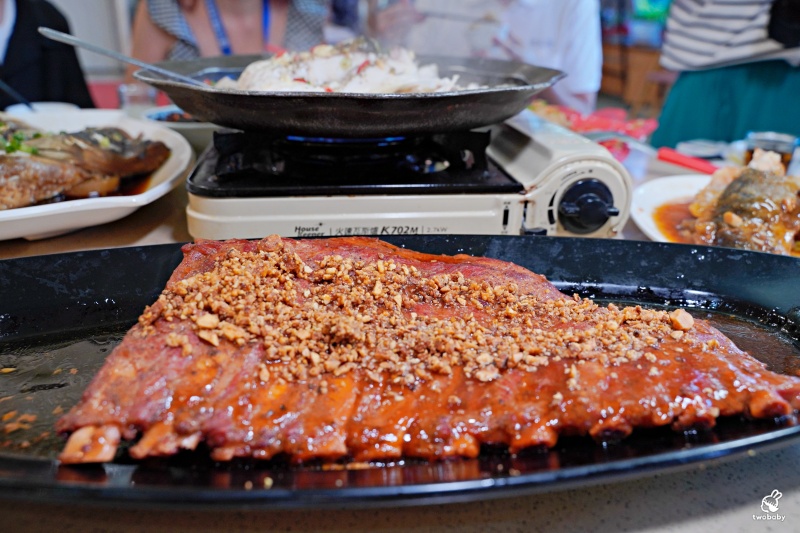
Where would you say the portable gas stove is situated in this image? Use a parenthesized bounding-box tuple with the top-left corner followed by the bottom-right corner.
(186, 109, 632, 240)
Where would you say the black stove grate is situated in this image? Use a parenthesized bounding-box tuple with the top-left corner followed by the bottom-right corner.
(187, 130, 523, 198)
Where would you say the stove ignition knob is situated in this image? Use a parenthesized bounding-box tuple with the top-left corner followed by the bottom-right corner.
(557, 179, 620, 234)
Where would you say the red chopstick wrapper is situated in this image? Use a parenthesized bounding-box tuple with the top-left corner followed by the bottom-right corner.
(657, 147, 719, 174)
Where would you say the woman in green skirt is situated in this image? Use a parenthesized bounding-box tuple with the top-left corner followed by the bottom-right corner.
(650, 0, 800, 148)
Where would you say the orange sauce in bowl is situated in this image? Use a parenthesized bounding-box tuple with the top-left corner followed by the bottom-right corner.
(652, 200, 695, 244)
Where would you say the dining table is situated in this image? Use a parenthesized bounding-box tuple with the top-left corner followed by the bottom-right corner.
(1, 151, 798, 533)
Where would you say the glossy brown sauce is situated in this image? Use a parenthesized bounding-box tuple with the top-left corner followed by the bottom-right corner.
(38, 173, 153, 206)
(116, 174, 153, 196)
(653, 200, 694, 244)
(654, 200, 800, 256)
(1, 307, 798, 462)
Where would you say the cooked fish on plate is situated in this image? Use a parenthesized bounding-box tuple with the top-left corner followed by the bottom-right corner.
(632, 149, 800, 256)
(684, 149, 799, 255)
(0, 110, 191, 241)
(0, 115, 171, 210)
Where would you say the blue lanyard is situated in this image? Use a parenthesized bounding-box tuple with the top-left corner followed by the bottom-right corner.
(205, 0, 270, 56)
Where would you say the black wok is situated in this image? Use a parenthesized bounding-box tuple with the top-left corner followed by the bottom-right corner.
(134, 54, 564, 137)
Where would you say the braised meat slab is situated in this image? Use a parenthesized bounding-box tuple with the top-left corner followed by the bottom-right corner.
(56, 236, 800, 464)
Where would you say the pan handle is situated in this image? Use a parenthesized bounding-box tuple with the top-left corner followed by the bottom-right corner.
(38, 27, 207, 88)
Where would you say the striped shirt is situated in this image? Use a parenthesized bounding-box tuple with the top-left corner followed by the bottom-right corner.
(146, 0, 328, 61)
(660, 0, 800, 71)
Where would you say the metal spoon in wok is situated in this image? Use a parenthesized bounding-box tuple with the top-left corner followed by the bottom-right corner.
(38, 27, 207, 88)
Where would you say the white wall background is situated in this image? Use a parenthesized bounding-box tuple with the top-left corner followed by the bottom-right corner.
(48, 0, 133, 79)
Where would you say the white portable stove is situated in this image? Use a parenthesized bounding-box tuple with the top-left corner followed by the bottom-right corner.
(186, 109, 632, 240)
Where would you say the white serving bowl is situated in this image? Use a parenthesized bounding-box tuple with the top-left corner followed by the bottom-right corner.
(143, 105, 217, 154)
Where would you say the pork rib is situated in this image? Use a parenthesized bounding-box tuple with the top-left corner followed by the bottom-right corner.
(57, 236, 800, 464)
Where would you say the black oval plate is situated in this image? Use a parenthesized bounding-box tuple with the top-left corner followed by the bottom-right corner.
(0, 236, 798, 509)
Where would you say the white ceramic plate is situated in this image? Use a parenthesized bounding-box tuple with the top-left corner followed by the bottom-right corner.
(630, 174, 711, 243)
(5, 101, 80, 115)
(0, 109, 192, 240)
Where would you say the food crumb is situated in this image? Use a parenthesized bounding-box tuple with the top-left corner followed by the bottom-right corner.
(551, 392, 564, 406)
(669, 309, 694, 331)
(136, 243, 700, 388)
(2, 410, 37, 434)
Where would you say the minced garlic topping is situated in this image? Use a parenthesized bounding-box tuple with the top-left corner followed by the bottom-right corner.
(138, 242, 695, 384)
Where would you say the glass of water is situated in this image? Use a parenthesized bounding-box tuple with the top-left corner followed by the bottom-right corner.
(117, 83, 157, 118)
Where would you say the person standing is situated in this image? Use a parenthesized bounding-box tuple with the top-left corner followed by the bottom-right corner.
(650, 0, 800, 147)
(366, 0, 603, 115)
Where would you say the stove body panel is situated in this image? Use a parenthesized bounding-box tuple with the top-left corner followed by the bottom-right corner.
(188, 193, 524, 240)
(186, 110, 633, 241)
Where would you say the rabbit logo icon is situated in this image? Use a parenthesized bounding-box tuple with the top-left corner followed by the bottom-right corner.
(761, 490, 782, 513)
(753, 489, 786, 522)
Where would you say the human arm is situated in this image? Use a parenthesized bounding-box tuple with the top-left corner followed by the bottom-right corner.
(548, 0, 601, 115)
(125, 0, 179, 82)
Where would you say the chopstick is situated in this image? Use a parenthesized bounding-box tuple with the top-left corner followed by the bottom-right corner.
(0, 79, 35, 111)
(657, 147, 720, 174)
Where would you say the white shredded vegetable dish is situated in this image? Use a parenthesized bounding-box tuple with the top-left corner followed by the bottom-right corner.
(215, 40, 483, 94)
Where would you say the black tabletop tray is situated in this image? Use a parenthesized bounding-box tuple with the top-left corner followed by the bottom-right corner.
(0, 235, 798, 509)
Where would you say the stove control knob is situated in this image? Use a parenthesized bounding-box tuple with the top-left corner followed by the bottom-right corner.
(557, 179, 620, 234)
